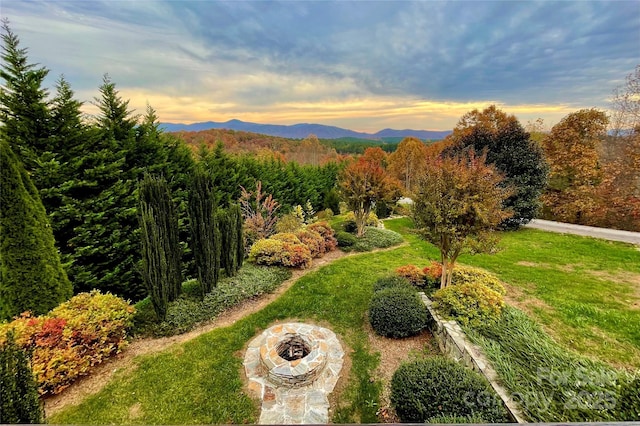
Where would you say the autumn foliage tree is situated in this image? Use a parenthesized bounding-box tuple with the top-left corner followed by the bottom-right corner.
(412, 151, 513, 288)
(541, 109, 609, 224)
(445, 105, 548, 229)
(388, 136, 428, 193)
(339, 148, 401, 237)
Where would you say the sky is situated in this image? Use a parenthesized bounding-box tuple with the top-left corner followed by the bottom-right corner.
(2, 0, 639, 133)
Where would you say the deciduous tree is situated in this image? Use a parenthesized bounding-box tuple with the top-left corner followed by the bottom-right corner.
(541, 109, 608, 223)
(339, 148, 401, 237)
(445, 105, 548, 229)
(388, 136, 428, 193)
(412, 150, 512, 288)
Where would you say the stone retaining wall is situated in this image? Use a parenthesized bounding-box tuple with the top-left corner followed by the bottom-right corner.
(420, 293, 527, 423)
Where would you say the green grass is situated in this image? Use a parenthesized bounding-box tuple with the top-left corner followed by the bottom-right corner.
(386, 217, 640, 369)
(48, 217, 640, 423)
(49, 242, 431, 424)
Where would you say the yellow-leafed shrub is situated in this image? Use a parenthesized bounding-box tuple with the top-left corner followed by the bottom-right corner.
(0, 291, 134, 395)
(249, 237, 312, 269)
(295, 229, 325, 258)
(432, 282, 504, 327)
(451, 265, 506, 295)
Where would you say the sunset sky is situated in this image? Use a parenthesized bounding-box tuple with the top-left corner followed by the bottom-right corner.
(3, 0, 639, 132)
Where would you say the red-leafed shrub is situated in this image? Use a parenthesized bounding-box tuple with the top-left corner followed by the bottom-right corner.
(0, 291, 134, 395)
(307, 221, 338, 251)
(295, 229, 325, 258)
(395, 264, 426, 286)
(423, 261, 443, 288)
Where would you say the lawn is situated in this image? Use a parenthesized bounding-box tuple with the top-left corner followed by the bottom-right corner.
(49, 217, 640, 423)
(386, 217, 640, 370)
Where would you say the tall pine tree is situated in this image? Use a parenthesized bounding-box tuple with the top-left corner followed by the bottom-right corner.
(0, 140, 72, 319)
(0, 20, 51, 173)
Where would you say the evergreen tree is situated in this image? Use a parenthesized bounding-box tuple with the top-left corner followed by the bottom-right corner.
(231, 203, 245, 271)
(138, 174, 182, 320)
(445, 105, 548, 229)
(0, 330, 43, 424)
(0, 140, 72, 320)
(188, 167, 221, 297)
(0, 20, 51, 173)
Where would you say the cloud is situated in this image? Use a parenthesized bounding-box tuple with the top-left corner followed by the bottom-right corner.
(2, 0, 638, 131)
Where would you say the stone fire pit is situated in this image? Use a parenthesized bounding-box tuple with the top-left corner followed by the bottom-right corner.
(244, 323, 344, 424)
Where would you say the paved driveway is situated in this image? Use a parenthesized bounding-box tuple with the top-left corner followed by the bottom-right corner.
(525, 219, 640, 245)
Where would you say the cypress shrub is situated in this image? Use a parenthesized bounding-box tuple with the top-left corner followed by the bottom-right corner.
(0, 140, 72, 320)
(231, 203, 244, 272)
(138, 174, 182, 321)
(188, 169, 221, 297)
(0, 330, 43, 424)
(219, 205, 243, 277)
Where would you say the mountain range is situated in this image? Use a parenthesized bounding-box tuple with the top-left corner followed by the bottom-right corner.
(159, 119, 452, 140)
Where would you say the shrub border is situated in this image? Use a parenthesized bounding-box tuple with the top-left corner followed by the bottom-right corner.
(419, 292, 526, 423)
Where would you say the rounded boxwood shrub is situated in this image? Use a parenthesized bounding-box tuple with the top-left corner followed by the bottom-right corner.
(335, 230, 357, 248)
(369, 287, 429, 338)
(373, 275, 413, 293)
(431, 282, 504, 327)
(391, 357, 508, 423)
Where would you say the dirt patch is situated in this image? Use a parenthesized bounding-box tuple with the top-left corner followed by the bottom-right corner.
(128, 402, 143, 420)
(44, 249, 349, 418)
(366, 322, 439, 423)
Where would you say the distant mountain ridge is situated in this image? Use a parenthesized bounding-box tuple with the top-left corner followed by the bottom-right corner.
(159, 119, 451, 140)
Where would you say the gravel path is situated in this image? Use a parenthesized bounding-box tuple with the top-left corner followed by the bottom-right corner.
(525, 219, 640, 245)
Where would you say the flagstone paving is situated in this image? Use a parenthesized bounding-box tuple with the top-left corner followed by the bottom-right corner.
(244, 323, 344, 424)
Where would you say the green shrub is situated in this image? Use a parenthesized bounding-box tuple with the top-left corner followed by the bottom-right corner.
(0, 291, 134, 395)
(335, 230, 357, 247)
(432, 282, 504, 327)
(617, 374, 640, 420)
(390, 357, 508, 423)
(451, 265, 506, 295)
(369, 287, 429, 338)
(373, 275, 413, 293)
(250, 238, 287, 265)
(0, 330, 43, 424)
(274, 212, 304, 233)
(344, 211, 378, 233)
(427, 414, 486, 423)
(134, 264, 291, 337)
(343, 227, 404, 252)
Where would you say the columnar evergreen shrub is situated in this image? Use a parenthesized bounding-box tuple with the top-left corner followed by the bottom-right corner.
(218, 204, 244, 277)
(188, 168, 221, 297)
(138, 175, 182, 321)
(390, 357, 508, 423)
(0, 330, 43, 424)
(0, 291, 134, 395)
(0, 140, 72, 320)
(368, 287, 429, 338)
